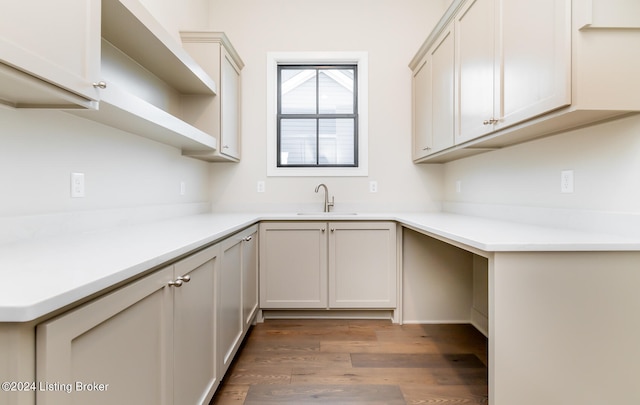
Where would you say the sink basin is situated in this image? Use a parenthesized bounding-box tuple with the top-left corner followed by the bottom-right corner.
(296, 212, 358, 216)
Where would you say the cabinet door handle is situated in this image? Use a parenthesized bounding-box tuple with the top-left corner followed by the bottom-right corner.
(321, 228, 326, 232)
(330, 228, 335, 232)
(243, 235, 252, 242)
(92, 81, 107, 89)
(177, 275, 191, 283)
(422, 147, 432, 151)
(483, 118, 499, 125)
(223, 145, 229, 149)
(168, 279, 183, 287)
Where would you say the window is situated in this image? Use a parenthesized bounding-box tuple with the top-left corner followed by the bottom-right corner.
(277, 65, 357, 167)
(267, 52, 368, 177)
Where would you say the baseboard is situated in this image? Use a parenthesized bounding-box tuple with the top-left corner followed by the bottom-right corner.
(260, 309, 395, 321)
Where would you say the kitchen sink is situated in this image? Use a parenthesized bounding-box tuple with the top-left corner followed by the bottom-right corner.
(296, 212, 358, 216)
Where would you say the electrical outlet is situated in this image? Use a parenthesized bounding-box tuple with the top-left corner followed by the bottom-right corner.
(71, 172, 85, 198)
(257, 181, 265, 193)
(180, 181, 186, 196)
(561, 170, 574, 193)
(369, 181, 378, 193)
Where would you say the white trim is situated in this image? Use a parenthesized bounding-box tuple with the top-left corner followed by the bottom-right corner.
(266, 51, 369, 177)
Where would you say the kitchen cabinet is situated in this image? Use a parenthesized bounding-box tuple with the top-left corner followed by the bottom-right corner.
(454, 0, 497, 143)
(454, 0, 570, 144)
(260, 222, 328, 308)
(242, 226, 259, 329)
(181, 32, 244, 161)
(0, 0, 101, 109)
(412, 24, 455, 159)
(173, 245, 219, 405)
(217, 225, 258, 376)
(328, 222, 397, 308)
(36, 266, 175, 405)
(69, 0, 219, 155)
(259, 222, 397, 310)
(36, 244, 220, 405)
(411, 0, 640, 163)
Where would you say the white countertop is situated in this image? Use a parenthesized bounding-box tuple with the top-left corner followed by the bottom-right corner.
(2, 211, 639, 322)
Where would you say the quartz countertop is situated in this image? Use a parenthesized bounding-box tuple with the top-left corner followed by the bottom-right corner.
(2, 211, 639, 322)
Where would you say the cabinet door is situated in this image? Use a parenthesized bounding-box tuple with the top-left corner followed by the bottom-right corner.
(412, 53, 433, 158)
(36, 267, 174, 405)
(498, 0, 571, 128)
(220, 46, 241, 159)
(259, 222, 328, 309)
(217, 234, 244, 376)
(430, 26, 455, 153)
(241, 226, 259, 329)
(328, 222, 397, 308)
(455, 0, 496, 143)
(0, 0, 100, 108)
(173, 245, 219, 405)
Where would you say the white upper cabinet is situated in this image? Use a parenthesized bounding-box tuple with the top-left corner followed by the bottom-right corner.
(455, 0, 497, 143)
(0, 0, 101, 109)
(181, 32, 244, 161)
(412, 24, 455, 160)
(411, 0, 640, 163)
(498, 0, 571, 130)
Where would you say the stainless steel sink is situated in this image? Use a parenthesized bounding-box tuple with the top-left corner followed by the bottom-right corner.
(296, 212, 358, 216)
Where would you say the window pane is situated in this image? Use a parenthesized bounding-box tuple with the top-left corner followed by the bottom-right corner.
(319, 69, 354, 114)
(319, 118, 355, 165)
(280, 119, 317, 165)
(281, 69, 316, 114)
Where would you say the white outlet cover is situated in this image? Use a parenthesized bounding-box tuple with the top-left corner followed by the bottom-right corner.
(71, 172, 85, 198)
(561, 170, 574, 193)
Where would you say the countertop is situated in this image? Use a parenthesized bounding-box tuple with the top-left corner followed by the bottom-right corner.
(2, 211, 639, 322)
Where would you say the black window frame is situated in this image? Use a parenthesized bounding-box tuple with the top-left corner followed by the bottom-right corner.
(276, 64, 359, 168)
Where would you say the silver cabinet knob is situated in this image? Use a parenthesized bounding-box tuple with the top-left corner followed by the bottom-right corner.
(168, 279, 183, 287)
(243, 235, 253, 242)
(92, 81, 107, 89)
(177, 275, 191, 283)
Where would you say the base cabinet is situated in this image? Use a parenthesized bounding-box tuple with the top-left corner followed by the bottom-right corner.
(260, 222, 397, 310)
(33, 224, 259, 405)
(217, 225, 258, 376)
(36, 266, 176, 405)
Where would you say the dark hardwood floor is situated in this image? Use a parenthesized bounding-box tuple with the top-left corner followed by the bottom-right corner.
(210, 319, 488, 404)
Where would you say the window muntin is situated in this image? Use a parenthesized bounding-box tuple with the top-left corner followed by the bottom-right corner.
(277, 65, 358, 167)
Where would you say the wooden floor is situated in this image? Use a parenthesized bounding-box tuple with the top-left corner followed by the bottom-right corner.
(210, 319, 488, 404)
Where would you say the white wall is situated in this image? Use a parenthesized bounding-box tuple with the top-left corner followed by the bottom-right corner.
(442, 114, 640, 234)
(0, 0, 213, 243)
(207, 0, 446, 213)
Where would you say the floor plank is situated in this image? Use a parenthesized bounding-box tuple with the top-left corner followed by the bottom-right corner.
(210, 320, 488, 405)
(244, 384, 406, 405)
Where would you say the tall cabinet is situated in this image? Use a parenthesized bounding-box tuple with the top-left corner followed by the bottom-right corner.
(181, 32, 244, 161)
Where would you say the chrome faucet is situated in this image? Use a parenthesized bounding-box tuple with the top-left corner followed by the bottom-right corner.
(315, 183, 334, 213)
